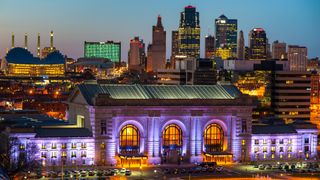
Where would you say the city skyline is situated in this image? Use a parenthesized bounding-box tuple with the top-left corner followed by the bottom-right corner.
(0, 0, 319, 60)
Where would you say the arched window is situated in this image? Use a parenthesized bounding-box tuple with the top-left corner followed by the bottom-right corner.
(162, 124, 182, 149)
(204, 124, 224, 152)
(119, 124, 140, 154)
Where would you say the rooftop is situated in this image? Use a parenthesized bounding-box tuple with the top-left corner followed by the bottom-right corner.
(252, 124, 297, 134)
(0, 113, 70, 128)
(35, 128, 92, 137)
(5, 47, 65, 65)
(75, 84, 242, 105)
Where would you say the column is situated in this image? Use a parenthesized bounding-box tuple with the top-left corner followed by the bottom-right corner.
(190, 116, 203, 163)
(147, 116, 161, 164)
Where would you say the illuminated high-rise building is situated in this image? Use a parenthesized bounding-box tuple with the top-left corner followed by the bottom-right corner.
(147, 15, 166, 72)
(84, 41, 121, 63)
(128, 37, 145, 71)
(288, 45, 307, 71)
(237, 30, 245, 60)
(215, 47, 232, 60)
(215, 14, 237, 57)
(249, 28, 267, 60)
(272, 40, 286, 60)
(272, 71, 311, 123)
(205, 35, 215, 58)
(178, 5, 200, 58)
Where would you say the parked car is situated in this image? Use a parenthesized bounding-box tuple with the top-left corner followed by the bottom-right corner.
(125, 170, 132, 176)
(216, 166, 224, 172)
(88, 171, 95, 176)
(120, 168, 126, 174)
(258, 164, 265, 170)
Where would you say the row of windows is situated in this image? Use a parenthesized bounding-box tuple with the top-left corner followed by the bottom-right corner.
(254, 138, 310, 145)
(254, 139, 292, 145)
(254, 146, 292, 153)
(119, 123, 225, 154)
(255, 153, 292, 159)
(41, 143, 87, 150)
(41, 151, 87, 159)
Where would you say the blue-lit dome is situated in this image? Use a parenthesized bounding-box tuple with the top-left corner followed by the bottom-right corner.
(5, 47, 35, 63)
(44, 51, 65, 64)
(5, 47, 65, 65)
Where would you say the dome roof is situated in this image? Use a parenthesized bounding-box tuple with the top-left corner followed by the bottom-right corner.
(5, 47, 65, 65)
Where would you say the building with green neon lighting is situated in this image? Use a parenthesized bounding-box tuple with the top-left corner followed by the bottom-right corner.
(84, 41, 121, 63)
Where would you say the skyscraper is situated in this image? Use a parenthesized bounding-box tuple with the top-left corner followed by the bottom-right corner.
(147, 15, 166, 72)
(178, 5, 200, 58)
(215, 14, 237, 57)
(272, 40, 287, 60)
(249, 28, 267, 60)
(84, 41, 121, 63)
(287, 45, 308, 71)
(205, 35, 215, 58)
(237, 30, 245, 60)
(128, 37, 145, 71)
(272, 71, 311, 123)
(170, 30, 179, 67)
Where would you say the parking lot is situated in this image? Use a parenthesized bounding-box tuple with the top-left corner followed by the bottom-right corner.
(18, 163, 248, 180)
(15, 161, 320, 179)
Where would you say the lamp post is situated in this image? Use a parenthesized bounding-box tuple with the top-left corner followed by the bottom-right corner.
(154, 169, 157, 178)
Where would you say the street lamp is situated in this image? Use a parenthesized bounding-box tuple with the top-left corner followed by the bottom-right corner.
(154, 169, 157, 178)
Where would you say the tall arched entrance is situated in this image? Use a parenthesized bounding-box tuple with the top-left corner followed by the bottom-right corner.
(118, 124, 146, 167)
(203, 123, 232, 164)
(162, 124, 183, 164)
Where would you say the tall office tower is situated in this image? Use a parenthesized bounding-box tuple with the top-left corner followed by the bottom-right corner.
(24, 33, 28, 50)
(249, 28, 267, 60)
(147, 15, 166, 72)
(37, 33, 41, 58)
(50, 31, 54, 51)
(272, 40, 287, 60)
(11, 33, 15, 49)
(128, 37, 145, 71)
(215, 14, 237, 57)
(170, 30, 179, 68)
(84, 41, 121, 63)
(272, 71, 311, 124)
(205, 35, 215, 58)
(237, 30, 245, 60)
(178, 5, 200, 58)
(288, 45, 308, 71)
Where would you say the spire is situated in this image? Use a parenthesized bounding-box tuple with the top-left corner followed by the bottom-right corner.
(11, 33, 15, 49)
(37, 33, 41, 58)
(156, 15, 163, 28)
(50, 30, 54, 50)
(24, 33, 28, 50)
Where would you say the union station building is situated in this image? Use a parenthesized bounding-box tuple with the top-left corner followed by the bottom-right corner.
(67, 83, 254, 166)
(4, 83, 318, 167)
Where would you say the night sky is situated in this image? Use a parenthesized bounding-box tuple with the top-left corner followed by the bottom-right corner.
(0, 0, 319, 61)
